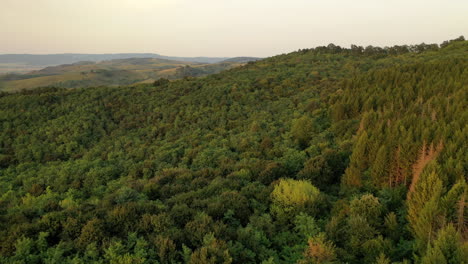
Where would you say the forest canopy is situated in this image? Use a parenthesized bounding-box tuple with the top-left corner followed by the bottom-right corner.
(0, 37, 467, 263)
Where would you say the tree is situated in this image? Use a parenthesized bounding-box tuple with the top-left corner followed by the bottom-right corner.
(349, 194, 382, 226)
(440, 180, 467, 230)
(271, 179, 321, 223)
(189, 234, 232, 264)
(342, 131, 369, 189)
(294, 213, 320, 239)
(407, 171, 443, 253)
(291, 116, 314, 148)
(298, 233, 336, 264)
(77, 218, 105, 249)
(152, 236, 177, 264)
(421, 224, 467, 264)
(153, 78, 170, 87)
(375, 253, 391, 264)
(371, 146, 389, 187)
(299, 155, 332, 188)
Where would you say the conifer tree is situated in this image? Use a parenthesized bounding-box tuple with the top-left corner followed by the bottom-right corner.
(342, 131, 369, 188)
(421, 224, 467, 264)
(371, 146, 389, 187)
(407, 171, 443, 253)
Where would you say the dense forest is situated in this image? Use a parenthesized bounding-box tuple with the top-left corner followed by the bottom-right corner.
(0, 37, 466, 263)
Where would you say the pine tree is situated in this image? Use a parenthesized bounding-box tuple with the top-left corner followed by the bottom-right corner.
(342, 131, 369, 188)
(409, 141, 443, 194)
(440, 180, 467, 230)
(375, 252, 391, 264)
(389, 145, 404, 187)
(407, 171, 443, 252)
(421, 224, 467, 264)
(371, 146, 389, 187)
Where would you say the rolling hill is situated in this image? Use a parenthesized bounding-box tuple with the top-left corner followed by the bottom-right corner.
(0, 58, 251, 92)
(0, 53, 230, 74)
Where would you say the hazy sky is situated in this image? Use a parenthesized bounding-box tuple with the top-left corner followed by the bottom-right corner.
(1, 0, 467, 57)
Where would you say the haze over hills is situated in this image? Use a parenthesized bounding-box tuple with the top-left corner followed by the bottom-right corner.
(0, 53, 230, 69)
(0, 37, 466, 263)
(0, 54, 259, 75)
(0, 56, 260, 91)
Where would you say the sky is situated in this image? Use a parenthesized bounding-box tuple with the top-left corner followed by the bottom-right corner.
(1, 0, 467, 57)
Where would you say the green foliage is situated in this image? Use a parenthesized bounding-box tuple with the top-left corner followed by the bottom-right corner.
(271, 179, 321, 223)
(298, 233, 337, 264)
(294, 213, 320, 239)
(342, 131, 369, 189)
(349, 194, 382, 226)
(104, 233, 152, 264)
(153, 78, 170, 87)
(298, 148, 347, 189)
(407, 171, 443, 252)
(420, 225, 467, 264)
(0, 38, 466, 263)
(375, 253, 391, 264)
(189, 233, 232, 264)
(292, 116, 314, 148)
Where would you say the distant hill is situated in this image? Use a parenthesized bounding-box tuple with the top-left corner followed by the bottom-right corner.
(0, 57, 248, 91)
(0, 53, 230, 74)
(0, 53, 228, 65)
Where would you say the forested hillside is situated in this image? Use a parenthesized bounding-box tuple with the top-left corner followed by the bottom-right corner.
(0, 38, 466, 264)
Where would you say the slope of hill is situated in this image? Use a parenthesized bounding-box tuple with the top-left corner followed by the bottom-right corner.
(0, 58, 247, 91)
(0, 38, 466, 263)
(220, 57, 261, 63)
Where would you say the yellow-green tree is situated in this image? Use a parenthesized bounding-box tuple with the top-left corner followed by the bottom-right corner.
(271, 178, 320, 223)
(407, 171, 443, 253)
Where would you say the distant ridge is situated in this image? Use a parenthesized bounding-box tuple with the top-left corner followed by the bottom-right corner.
(0, 53, 229, 66)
